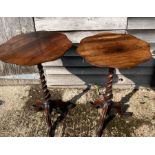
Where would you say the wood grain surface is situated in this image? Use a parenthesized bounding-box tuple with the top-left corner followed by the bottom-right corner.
(77, 33, 152, 69)
(0, 31, 72, 66)
(0, 17, 37, 76)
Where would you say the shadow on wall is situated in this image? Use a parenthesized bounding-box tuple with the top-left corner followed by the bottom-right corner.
(150, 60, 155, 89)
(62, 45, 155, 89)
(61, 45, 155, 103)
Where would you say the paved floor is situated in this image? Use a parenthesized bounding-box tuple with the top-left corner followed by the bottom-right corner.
(0, 85, 155, 137)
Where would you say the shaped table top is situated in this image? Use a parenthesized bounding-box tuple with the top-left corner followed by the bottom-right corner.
(0, 31, 72, 66)
(77, 33, 152, 69)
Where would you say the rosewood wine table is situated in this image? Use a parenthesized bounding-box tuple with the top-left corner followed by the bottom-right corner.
(0, 31, 72, 136)
(77, 33, 152, 136)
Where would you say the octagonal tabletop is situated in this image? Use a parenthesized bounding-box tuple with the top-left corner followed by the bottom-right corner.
(77, 33, 152, 69)
(0, 31, 72, 66)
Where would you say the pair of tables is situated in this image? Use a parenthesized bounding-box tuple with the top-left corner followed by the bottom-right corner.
(0, 31, 152, 136)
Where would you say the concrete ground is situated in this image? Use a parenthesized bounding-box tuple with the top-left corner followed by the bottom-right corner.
(0, 85, 155, 137)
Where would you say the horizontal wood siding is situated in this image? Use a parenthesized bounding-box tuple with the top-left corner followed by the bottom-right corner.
(45, 67, 153, 75)
(34, 17, 155, 88)
(46, 74, 151, 86)
(35, 17, 127, 31)
(0, 17, 38, 82)
(0, 17, 154, 88)
(127, 17, 155, 87)
(128, 17, 155, 29)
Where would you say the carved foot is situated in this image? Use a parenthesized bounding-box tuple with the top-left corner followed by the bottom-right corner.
(32, 100, 45, 111)
(32, 99, 75, 137)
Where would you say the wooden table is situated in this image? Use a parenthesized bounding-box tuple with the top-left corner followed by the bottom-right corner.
(77, 32, 152, 136)
(0, 31, 72, 136)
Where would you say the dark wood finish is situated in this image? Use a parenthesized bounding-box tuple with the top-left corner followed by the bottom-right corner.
(32, 63, 75, 137)
(77, 33, 152, 69)
(92, 68, 133, 136)
(0, 31, 72, 66)
(77, 33, 152, 136)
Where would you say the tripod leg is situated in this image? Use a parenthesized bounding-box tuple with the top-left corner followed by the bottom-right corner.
(97, 68, 115, 136)
(37, 63, 53, 136)
(97, 104, 109, 137)
(36, 64, 72, 136)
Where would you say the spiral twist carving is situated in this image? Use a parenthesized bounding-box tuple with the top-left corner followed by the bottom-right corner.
(105, 68, 114, 102)
(97, 68, 114, 136)
(37, 64, 51, 102)
(37, 64, 52, 136)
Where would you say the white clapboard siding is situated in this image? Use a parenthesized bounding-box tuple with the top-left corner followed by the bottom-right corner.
(45, 67, 154, 75)
(0, 17, 37, 80)
(0, 79, 39, 86)
(46, 74, 151, 86)
(0, 73, 39, 80)
(35, 17, 127, 31)
(0, 17, 34, 44)
(127, 30, 155, 43)
(34, 17, 154, 88)
(0, 17, 154, 87)
(35, 17, 126, 43)
(128, 17, 155, 29)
